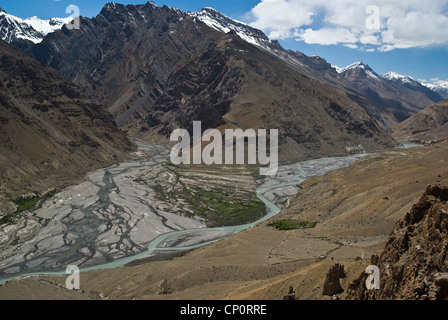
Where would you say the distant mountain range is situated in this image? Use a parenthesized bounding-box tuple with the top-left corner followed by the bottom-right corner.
(26, 2, 400, 162)
(423, 82, 448, 99)
(332, 61, 443, 126)
(190, 8, 444, 117)
(0, 8, 72, 50)
(188, 8, 443, 127)
(1, 5, 443, 127)
(0, 3, 445, 165)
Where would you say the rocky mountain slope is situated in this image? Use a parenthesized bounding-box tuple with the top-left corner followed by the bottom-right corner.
(191, 8, 443, 128)
(392, 99, 448, 143)
(29, 2, 396, 162)
(0, 8, 70, 51)
(335, 62, 443, 127)
(424, 82, 448, 99)
(0, 39, 135, 215)
(188, 7, 282, 54)
(347, 185, 448, 300)
(2, 5, 442, 131)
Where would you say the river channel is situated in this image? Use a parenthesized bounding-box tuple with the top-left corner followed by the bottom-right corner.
(0, 143, 367, 285)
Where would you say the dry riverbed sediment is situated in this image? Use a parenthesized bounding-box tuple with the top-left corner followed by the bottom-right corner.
(0, 144, 210, 278)
(0, 141, 373, 298)
(0, 142, 265, 282)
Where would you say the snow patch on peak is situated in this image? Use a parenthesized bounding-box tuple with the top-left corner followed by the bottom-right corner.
(24, 16, 72, 36)
(339, 61, 371, 73)
(332, 65, 343, 73)
(188, 7, 271, 49)
(0, 9, 72, 45)
(202, 7, 220, 13)
(383, 71, 413, 81)
(343, 61, 366, 70)
(423, 81, 448, 99)
(105, 2, 117, 9)
(171, 7, 182, 14)
(439, 82, 448, 89)
(339, 61, 381, 80)
(424, 81, 448, 90)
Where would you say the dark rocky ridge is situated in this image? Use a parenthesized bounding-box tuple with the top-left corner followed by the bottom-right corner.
(347, 185, 448, 300)
(392, 99, 448, 143)
(30, 2, 396, 162)
(1, 4, 441, 131)
(0, 39, 135, 215)
(189, 8, 443, 128)
(31, 2, 212, 130)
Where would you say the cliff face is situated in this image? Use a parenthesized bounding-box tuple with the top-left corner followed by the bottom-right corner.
(347, 185, 448, 300)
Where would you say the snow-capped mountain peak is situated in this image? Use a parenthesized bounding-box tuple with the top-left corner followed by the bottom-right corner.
(338, 61, 380, 80)
(423, 81, 448, 99)
(332, 64, 343, 73)
(24, 16, 73, 37)
(0, 8, 72, 49)
(425, 81, 448, 90)
(341, 61, 368, 71)
(188, 7, 277, 51)
(382, 71, 416, 84)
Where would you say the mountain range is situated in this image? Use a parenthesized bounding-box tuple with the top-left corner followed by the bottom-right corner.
(333, 62, 443, 126)
(0, 7, 71, 51)
(423, 82, 448, 99)
(1, 5, 443, 131)
(26, 3, 397, 161)
(0, 2, 446, 200)
(189, 8, 443, 127)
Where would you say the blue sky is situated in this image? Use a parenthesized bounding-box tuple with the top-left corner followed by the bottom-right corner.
(1, 0, 447, 85)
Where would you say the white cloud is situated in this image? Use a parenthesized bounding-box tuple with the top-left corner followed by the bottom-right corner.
(378, 44, 395, 52)
(298, 28, 357, 45)
(382, 11, 448, 49)
(360, 34, 380, 45)
(344, 43, 359, 49)
(250, 0, 315, 39)
(248, 0, 448, 50)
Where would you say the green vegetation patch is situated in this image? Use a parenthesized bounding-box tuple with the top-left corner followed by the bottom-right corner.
(144, 165, 267, 228)
(15, 196, 40, 212)
(0, 191, 55, 225)
(184, 187, 266, 227)
(269, 220, 318, 231)
(0, 196, 38, 225)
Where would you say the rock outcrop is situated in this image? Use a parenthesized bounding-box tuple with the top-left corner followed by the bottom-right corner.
(322, 263, 346, 296)
(347, 185, 448, 300)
